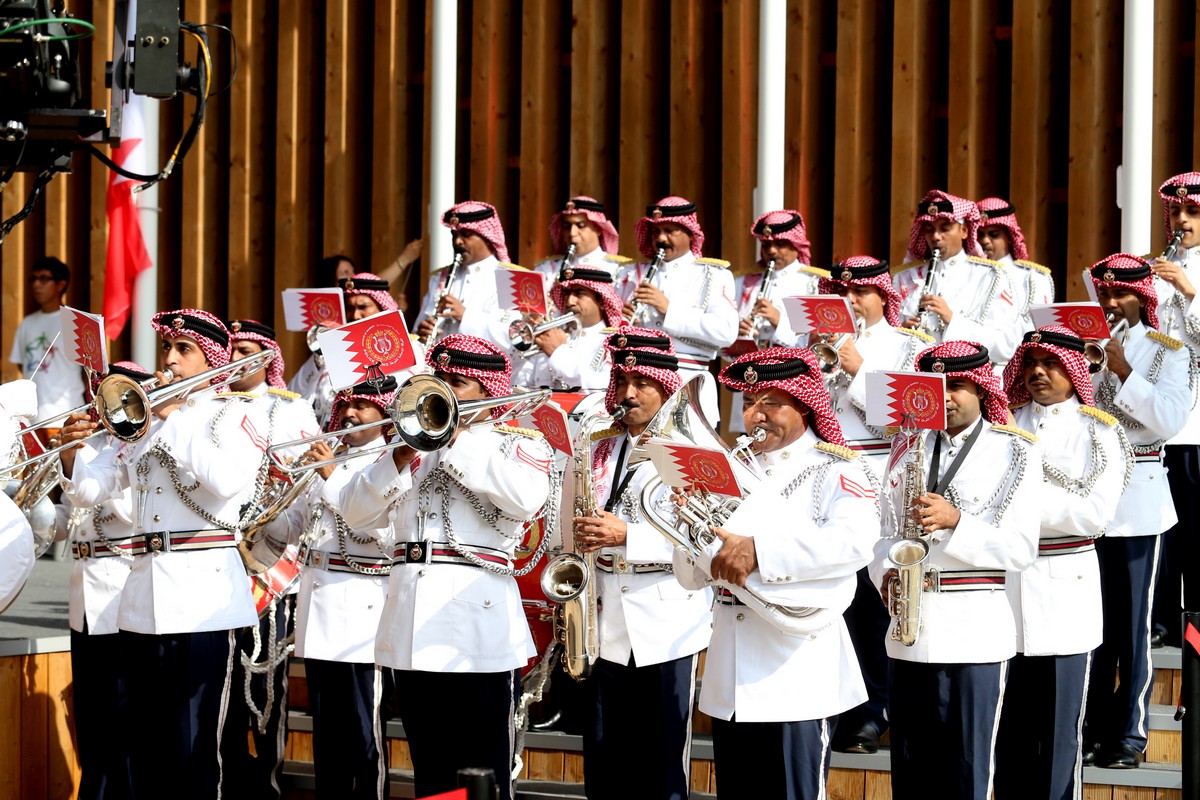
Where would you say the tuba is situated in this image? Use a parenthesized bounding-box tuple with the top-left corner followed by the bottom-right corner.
(635, 376, 834, 636)
(885, 430, 931, 646)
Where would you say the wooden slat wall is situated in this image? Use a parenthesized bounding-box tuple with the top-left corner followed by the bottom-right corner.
(6, 0, 1200, 377)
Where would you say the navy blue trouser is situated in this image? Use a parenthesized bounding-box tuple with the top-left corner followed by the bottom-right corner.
(1153, 444, 1200, 636)
(994, 651, 1092, 800)
(393, 668, 519, 800)
(1088, 534, 1160, 751)
(889, 659, 1007, 800)
(836, 567, 891, 737)
(307, 659, 390, 799)
(711, 716, 833, 800)
(583, 652, 698, 800)
(122, 629, 236, 800)
(72, 624, 134, 800)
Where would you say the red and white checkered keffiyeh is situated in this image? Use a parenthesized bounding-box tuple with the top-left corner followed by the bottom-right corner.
(750, 209, 812, 265)
(907, 189, 984, 261)
(976, 197, 1029, 261)
(719, 346, 846, 446)
(151, 309, 233, 372)
(818, 255, 902, 327)
(914, 341, 1008, 424)
(548, 196, 619, 255)
(1158, 172, 1200, 239)
(441, 200, 510, 262)
(228, 319, 287, 389)
(1002, 325, 1095, 407)
(634, 196, 705, 258)
(426, 333, 512, 418)
(1088, 253, 1160, 330)
(340, 272, 398, 313)
(327, 375, 399, 433)
(550, 267, 625, 328)
(603, 327, 682, 414)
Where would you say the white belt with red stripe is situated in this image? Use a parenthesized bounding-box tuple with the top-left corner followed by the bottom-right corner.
(71, 540, 131, 560)
(304, 548, 392, 576)
(391, 540, 513, 570)
(846, 438, 891, 455)
(1133, 449, 1163, 463)
(80, 529, 238, 556)
(595, 554, 672, 574)
(1038, 536, 1096, 557)
(924, 569, 1005, 592)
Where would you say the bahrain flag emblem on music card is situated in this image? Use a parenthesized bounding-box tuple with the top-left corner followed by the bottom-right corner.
(282, 288, 346, 331)
(60, 306, 108, 374)
(781, 295, 857, 334)
(866, 370, 946, 430)
(644, 439, 742, 498)
(1028, 303, 1109, 341)
(495, 267, 548, 315)
(317, 310, 416, 390)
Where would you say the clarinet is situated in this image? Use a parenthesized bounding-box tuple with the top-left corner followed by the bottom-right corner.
(748, 259, 778, 347)
(630, 247, 667, 325)
(1161, 229, 1185, 264)
(423, 250, 465, 344)
(917, 247, 944, 336)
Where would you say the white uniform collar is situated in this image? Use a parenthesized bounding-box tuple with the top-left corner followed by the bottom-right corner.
(581, 320, 606, 336)
(469, 254, 500, 273)
(664, 251, 697, 270)
(862, 316, 890, 336)
(942, 249, 968, 268)
(576, 246, 605, 264)
(758, 426, 819, 469)
(1030, 394, 1081, 417)
(241, 378, 269, 397)
(998, 254, 1015, 267)
(938, 415, 984, 447)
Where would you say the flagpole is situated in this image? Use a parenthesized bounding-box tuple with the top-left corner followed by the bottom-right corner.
(131, 97, 160, 369)
(427, 0, 457, 273)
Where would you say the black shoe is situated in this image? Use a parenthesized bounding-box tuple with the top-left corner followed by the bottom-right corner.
(1099, 742, 1141, 769)
(836, 722, 880, 754)
(1081, 743, 1097, 766)
(1150, 629, 1166, 649)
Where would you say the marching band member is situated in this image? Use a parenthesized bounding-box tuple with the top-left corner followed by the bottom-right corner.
(533, 196, 629, 287)
(0, 377, 38, 611)
(509, 264, 624, 391)
(57, 310, 268, 798)
(414, 201, 509, 346)
(339, 334, 553, 800)
(571, 329, 711, 800)
(342, 272, 401, 321)
(222, 319, 320, 799)
(894, 190, 1022, 366)
(616, 196, 739, 424)
(1150, 173, 1200, 647)
(870, 341, 1040, 800)
(673, 346, 880, 799)
(1084, 255, 1191, 769)
(995, 326, 1131, 797)
(734, 209, 826, 348)
(815, 255, 933, 755)
(976, 197, 1055, 327)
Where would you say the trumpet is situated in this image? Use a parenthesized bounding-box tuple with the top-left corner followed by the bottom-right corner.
(917, 247, 943, 335)
(423, 250, 465, 344)
(269, 374, 552, 471)
(629, 247, 668, 325)
(811, 317, 867, 374)
(508, 313, 580, 355)
(748, 259, 778, 347)
(1083, 312, 1131, 372)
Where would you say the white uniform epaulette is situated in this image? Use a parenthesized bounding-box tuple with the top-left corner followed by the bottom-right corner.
(604, 254, 634, 266)
(1079, 405, 1118, 426)
(797, 265, 832, 278)
(1014, 259, 1051, 275)
(814, 441, 858, 460)
(591, 425, 625, 441)
(266, 387, 301, 401)
(1147, 330, 1186, 351)
(216, 391, 257, 400)
(695, 257, 731, 269)
(894, 327, 935, 343)
(498, 262, 530, 271)
(968, 255, 1005, 269)
(496, 424, 543, 439)
(991, 423, 1038, 443)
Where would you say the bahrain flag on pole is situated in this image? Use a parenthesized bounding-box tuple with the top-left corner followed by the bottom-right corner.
(103, 85, 153, 338)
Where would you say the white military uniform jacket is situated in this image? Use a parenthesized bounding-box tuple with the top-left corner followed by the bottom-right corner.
(414, 254, 505, 348)
(574, 429, 711, 667)
(997, 254, 1055, 328)
(288, 353, 337, 430)
(1092, 322, 1191, 536)
(732, 260, 827, 348)
(0, 492, 34, 614)
(827, 320, 932, 474)
(894, 250, 1022, 365)
(1009, 398, 1129, 655)
(340, 426, 552, 673)
(66, 485, 134, 635)
(673, 429, 878, 723)
(63, 393, 266, 634)
(244, 380, 320, 461)
(510, 321, 612, 392)
(870, 418, 1041, 664)
(1154, 245, 1200, 444)
(534, 249, 630, 291)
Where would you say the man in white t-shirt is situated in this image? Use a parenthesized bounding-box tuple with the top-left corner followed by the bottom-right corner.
(7, 257, 85, 426)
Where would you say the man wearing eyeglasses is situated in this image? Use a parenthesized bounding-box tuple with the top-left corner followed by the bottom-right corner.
(8, 256, 85, 428)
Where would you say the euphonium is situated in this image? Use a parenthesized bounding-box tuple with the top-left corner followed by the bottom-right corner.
(885, 431, 931, 646)
(917, 247, 944, 335)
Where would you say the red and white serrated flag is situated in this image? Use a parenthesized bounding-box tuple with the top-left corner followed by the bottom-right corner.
(495, 268, 548, 315)
(865, 370, 947, 430)
(282, 288, 347, 331)
(781, 295, 857, 334)
(1028, 303, 1110, 340)
(316, 310, 417, 390)
(644, 438, 743, 498)
(103, 72, 152, 338)
(59, 306, 108, 374)
(528, 402, 573, 456)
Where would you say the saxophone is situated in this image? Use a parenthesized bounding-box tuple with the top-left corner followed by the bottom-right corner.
(538, 405, 621, 681)
(885, 431, 931, 646)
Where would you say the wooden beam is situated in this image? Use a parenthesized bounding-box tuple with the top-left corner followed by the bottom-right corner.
(469, 0, 514, 212)
(0, 174, 28, 383)
(518, 0, 565, 265)
(947, 0, 999, 199)
(617, 0, 657, 256)
(569, 0, 615, 203)
(831, 0, 881, 261)
(1010, 0, 1055, 268)
(889, 2, 936, 262)
(784, 0, 826, 265)
(370, 0, 414, 280)
(1151, 0, 1185, 250)
(668, 0, 708, 204)
(324, 0, 369, 264)
(720, 0, 759, 271)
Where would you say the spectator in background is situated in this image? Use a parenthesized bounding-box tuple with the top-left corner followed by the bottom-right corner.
(8, 256, 85, 430)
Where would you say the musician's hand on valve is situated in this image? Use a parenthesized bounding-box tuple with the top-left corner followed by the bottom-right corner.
(710, 527, 758, 588)
(738, 317, 756, 337)
(535, 326, 569, 356)
(1152, 258, 1197, 301)
(901, 316, 922, 330)
(912, 492, 960, 534)
(751, 297, 780, 326)
(56, 412, 98, 478)
(837, 336, 864, 376)
(572, 510, 627, 552)
(632, 283, 670, 315)
(437, 294, 466, 323)
(879, 567, 899, 605)
(920, 294, 953, 323)
(621, 300, 638, 322)
(304, 440, 337, 481)
(416, 317, 438, 340)
(1102, 336, 1133, 382)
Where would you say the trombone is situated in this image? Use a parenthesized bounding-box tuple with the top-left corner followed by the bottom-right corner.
(269, 374, 552, 473)
(1084, 313, 1131, 373)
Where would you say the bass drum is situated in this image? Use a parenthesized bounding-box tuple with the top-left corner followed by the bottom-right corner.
(248, 541, 303, 618)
